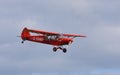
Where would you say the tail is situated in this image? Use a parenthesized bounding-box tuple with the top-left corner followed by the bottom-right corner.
(21, 27, 31, 40)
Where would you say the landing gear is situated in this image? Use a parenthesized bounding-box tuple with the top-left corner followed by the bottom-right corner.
(21, 40, 25, 44)
(53, 47, 67, 53)
(21, 41, 24, 44)
(53, 47, 57, 52)
(63, 48, 67, 53)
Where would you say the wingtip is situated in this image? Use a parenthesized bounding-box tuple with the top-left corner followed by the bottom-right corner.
(79, 34, 87, 38)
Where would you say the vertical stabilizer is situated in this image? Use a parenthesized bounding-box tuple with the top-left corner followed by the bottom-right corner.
(21, 27, 30, 40)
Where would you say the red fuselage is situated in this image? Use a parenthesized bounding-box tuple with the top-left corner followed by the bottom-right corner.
(22, 35, 73, 46)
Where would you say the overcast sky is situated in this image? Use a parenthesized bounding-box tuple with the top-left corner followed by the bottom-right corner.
(0, 0, 120, 75)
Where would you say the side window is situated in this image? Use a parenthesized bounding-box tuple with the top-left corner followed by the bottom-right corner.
(51, 36, 55, 40)
(48, 36, 51, 40)
(46, 35, 59, 40)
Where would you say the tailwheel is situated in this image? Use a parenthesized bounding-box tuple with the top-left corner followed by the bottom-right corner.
(21, 40, 24, 44)
(53, 47, 57, 52)
(63, 48, 67, 53)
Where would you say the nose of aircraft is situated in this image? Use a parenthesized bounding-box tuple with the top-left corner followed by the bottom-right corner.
(68, 38, 73, 44)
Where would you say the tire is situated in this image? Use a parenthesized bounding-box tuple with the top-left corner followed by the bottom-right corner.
(53, 47, 57, 52)
(63, 48, 67, 53)
(21, 41, 24, 44)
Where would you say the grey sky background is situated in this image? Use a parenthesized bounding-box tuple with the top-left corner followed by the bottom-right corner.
(0, 0, 120, 75)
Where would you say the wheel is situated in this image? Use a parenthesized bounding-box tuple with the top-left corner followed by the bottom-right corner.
(21, 41, 24, 44)
(53, 47, 57, 52)
(63, 48, 67, 53)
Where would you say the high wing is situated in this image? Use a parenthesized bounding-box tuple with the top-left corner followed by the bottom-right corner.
(62, 33, 86, 37)
(27, 28, 86, 38)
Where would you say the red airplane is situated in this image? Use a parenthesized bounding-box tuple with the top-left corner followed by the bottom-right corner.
(21, 27, 86, 53)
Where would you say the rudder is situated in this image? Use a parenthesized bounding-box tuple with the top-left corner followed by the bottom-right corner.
(21, 27, 31, 40)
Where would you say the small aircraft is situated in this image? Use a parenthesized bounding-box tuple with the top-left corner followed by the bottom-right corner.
(21, 27, 86, 53)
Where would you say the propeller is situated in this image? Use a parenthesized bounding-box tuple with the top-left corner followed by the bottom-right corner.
(68, 41, 72, 45)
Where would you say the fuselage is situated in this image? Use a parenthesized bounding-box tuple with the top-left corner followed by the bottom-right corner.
(22, 35, 73, 46)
